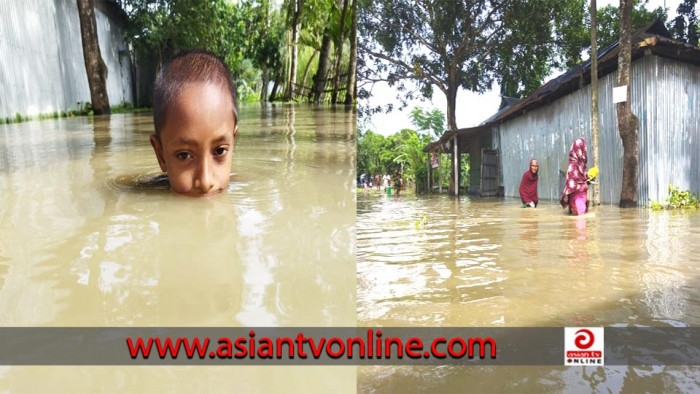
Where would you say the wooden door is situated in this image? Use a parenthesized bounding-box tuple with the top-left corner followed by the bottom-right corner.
(480, 149, 499, 197)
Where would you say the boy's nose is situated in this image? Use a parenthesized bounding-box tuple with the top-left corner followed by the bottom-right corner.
(194, 157, 215, 193)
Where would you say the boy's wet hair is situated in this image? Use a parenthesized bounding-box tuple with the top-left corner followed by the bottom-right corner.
(153, 49, 237, 138)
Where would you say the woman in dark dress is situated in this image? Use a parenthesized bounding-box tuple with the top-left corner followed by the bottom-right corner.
(519, 159, 539, 207)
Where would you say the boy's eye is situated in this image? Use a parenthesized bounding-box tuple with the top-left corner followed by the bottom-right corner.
(214, 147, 228, 156)
(176, 152, 192, 160)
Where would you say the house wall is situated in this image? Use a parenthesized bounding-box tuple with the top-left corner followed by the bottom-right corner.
(644, 56, 700, 204)
(496, 54, 700, 205)
(0, 0, 133, 119)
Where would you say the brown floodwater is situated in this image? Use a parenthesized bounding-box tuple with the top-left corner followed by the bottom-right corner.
(357, 193, 700, 392)
(0, 104, 356, 392)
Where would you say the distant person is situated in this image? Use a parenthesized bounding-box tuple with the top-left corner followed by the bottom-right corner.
(560, 138, 589, 215)
(375, 174, 380, 191)
(519, 159, 539, 208)
(383, 174, 390, 192)
(392, 170, 402, 196)
(150, 49, 238, 197)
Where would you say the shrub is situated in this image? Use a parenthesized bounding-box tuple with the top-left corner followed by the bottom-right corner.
(650, 185, 700, 210)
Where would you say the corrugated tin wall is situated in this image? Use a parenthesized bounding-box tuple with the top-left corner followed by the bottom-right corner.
(645, 56, 700, 204)
(95, 4, 133, 106)
(498, 54, 700, 205)
(0, 1, 132, 119)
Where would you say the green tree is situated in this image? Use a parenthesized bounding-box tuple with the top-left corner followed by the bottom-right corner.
(330, 0, 350, 103)
(296, 0, 333, 98)
(393, 130, 431, 192)
(670, 0, 698, 45)
(496, 0, 589, 97)
(409, 107, 445, 138)
(311, 7, 336, 103)
(359, 0, 589, 129)
(123, 0, 312, 103)
(344, 0, 358, 105)
(242, 0, 285, 101)
(123, 0, 251, 99)
(594, 1, 667, 51)
(284, 0, 304, 100)
(669, 0, 698, 46)
(357, 129, 388, 177)
(124, 0, 241, 67)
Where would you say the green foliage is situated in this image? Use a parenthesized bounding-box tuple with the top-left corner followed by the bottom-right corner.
(595, 1, 667, 51)
(357, 127, 435, 193)
(670, 0, 699, 44)
(393, 129, 431, 192)
(650, 185, 700, 210)
(111, 101, 151, 114)
(77, 101, 93, 115)
(360, 0, 590, 119)
(496, 0, 589, 97)
(295, 0, 338, 48)
(122, 0, 282, 101)
(461, 154, 470, 188)
(38, 111, 61, 120)
(553, 0, 590, 70)
(122, 0, 350, 103)
(357, 129, 395, 177)
(243, 0, 285, 76)
(1, 104, 103, 124)
(409, 107, 445, 137)
(124, 0, 239, 59)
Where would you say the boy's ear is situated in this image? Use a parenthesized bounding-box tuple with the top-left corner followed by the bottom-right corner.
(232, 124, 239, 141)
(150, 134, 167, 172)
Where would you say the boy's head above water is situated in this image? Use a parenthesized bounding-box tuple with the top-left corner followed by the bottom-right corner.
(150, 49, 238, 197)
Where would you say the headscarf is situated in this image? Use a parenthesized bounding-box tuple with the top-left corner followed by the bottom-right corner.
(519, 159, 539, 206)
(560, 138, 588, 208)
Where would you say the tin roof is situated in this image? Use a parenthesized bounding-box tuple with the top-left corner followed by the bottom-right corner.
(424, 19, 700, 153)
(494, 19, 700, 123)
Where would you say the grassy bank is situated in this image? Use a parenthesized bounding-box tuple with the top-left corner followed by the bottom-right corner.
(0, 102, 151, 125)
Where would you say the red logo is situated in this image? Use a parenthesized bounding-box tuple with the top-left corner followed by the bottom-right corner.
(565, 327, 604, 366)
(574, 329, 594, 349)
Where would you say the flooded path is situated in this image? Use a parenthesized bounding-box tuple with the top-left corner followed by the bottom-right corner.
(357, 193, 700, 392)
(0, 104, 356, 392)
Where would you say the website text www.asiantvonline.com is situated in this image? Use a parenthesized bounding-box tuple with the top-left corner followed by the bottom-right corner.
(126, 329, 497, 360)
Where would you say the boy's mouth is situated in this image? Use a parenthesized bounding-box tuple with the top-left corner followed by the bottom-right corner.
(176, 188, 223, 198)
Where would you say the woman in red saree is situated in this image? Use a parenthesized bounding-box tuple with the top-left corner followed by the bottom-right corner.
(560, 138, 589, 215)
(519, 159, 539, 207)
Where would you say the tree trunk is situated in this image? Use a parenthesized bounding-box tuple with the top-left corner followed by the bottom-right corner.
(590, 0, 600, 206)
(312, 24, 334, 103)
(438, 154, 442, 194)
(260, 66, 269, 102)
(449, 143, 455, 195)
(331, 0, 350, 104)
(300, 50, 318, 97)
(260, 0, 270, 103)
(76, 0, 110, 115)
(285, 0, 303, 101)
(344, 0, 357, 106)
(270, 70, 282, 102)
(616, 0, 639, 207)
(445, 83, 458, 130)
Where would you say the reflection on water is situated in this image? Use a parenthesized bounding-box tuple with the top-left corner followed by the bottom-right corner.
(357, 194, 700, 392)
(0, 104, 356, 392)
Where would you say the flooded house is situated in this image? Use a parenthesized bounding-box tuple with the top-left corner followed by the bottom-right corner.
(0, 0, 134, 120)
(425, 20, 700, 205)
